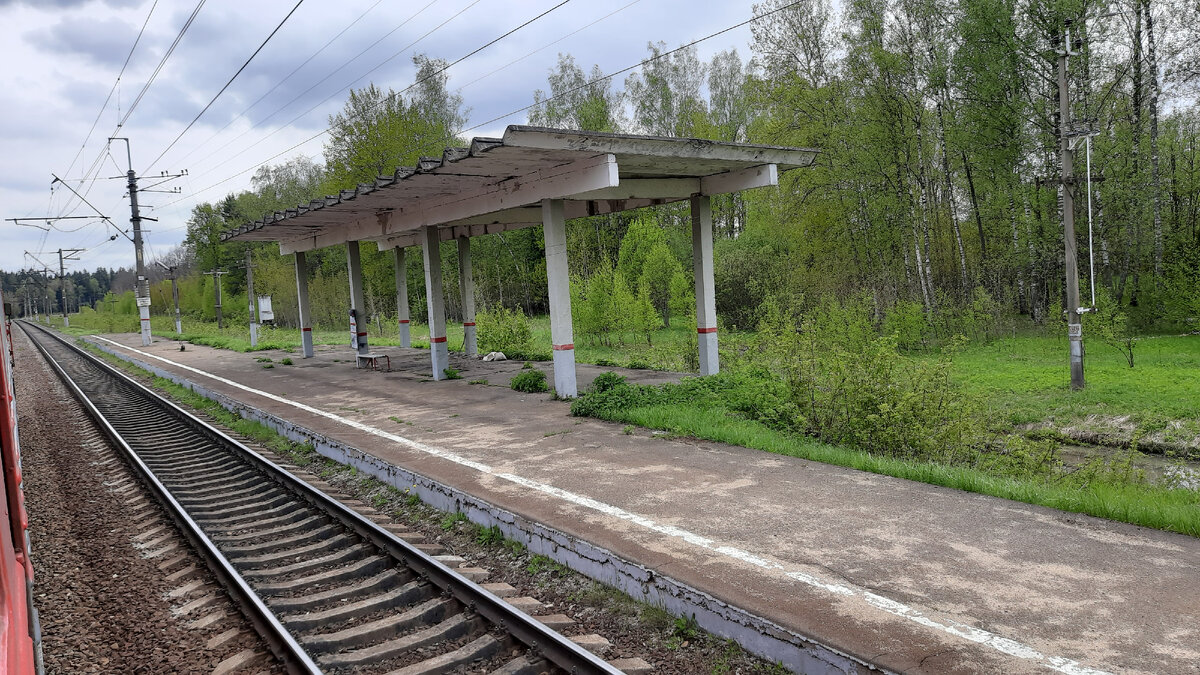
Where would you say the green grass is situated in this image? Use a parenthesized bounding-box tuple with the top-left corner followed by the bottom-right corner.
(54, 310, 704, 367)
(951, 334, 1200, 432)
(575, 397, 1199, 537)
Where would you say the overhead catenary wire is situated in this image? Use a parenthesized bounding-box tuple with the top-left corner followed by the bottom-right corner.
(181, 0, 471, 176)
(118, 0, 206, 130)
(54, 0, 200, 221)
(60, 0, 159, 183)
(163, 0, 570, 206)
(158, 1, 801, 214)
(454, 0, 643, 94)
(164, 0, 389, 172)
(143, 0, 306, 174)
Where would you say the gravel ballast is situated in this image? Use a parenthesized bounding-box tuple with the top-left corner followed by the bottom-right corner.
(13, 328, 278, 674)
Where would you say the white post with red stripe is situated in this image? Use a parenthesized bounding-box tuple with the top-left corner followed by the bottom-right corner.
(421, 226, 449, 379)
(347, 240, 369, 357)
(393, 247, 411, 348)
(691, 194, 719, 375)
(542, 199, 577, 398)
(294, 250, 314, 358)
(457, 236, 476, 357)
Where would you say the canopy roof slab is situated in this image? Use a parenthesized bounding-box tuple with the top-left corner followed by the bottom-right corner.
(220, 125, 818, 253)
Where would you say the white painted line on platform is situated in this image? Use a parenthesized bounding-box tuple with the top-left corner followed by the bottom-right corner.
(90, 336, 1111, 675)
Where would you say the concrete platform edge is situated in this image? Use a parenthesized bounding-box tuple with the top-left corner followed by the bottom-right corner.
(85, 336, 880, 675)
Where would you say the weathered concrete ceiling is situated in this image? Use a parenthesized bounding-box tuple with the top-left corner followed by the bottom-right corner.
(220, 126, 818, 255)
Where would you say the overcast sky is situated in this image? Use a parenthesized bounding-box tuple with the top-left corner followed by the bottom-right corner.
(0, 0, 760, 276)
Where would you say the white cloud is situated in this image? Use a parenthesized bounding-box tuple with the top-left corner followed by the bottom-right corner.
(1, 0, 757, 274)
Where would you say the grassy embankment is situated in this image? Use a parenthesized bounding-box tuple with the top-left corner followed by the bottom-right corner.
(568, 332, 1199, 536)
(955, 335, 1200, 449)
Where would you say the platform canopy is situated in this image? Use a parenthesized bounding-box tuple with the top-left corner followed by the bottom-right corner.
(221, 126, 818, 254)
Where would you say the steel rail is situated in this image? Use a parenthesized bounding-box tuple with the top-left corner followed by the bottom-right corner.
(21, 321, 321, 674)
(19, 322, 623, 675)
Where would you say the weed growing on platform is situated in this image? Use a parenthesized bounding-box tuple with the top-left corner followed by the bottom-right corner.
(510, 369, 548, 393)
(442, 367, 462, 380)
(261, 363, 274, 369)
(280, 357, 293, 365)
(255, 357, 272, 362)
(468, 378, 488, 385)
(588, 371, 627, 394)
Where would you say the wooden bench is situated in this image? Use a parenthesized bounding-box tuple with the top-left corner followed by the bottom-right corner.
(356, 353, 390, 372)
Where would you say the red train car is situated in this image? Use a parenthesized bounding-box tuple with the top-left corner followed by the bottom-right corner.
(0, 290, 42, 674)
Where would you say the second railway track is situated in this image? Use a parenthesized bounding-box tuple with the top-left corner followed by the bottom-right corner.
(22, 321, 625, 675)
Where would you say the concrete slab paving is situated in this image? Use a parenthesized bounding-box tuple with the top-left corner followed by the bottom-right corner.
(80, 332, 1199, 674)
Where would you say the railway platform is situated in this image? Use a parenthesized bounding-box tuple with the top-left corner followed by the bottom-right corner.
(81, 332, 1199, 675)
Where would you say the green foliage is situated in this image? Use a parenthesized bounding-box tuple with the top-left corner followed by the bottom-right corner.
(588, 371, 627, 394)
(468, 378, 488, 385)
(667, 613, 702, 650)
(476, 304, 534, 355)
(511, 369, 549, 393)
(443, 367, 462, 380)
(439, 511, 468, 531)
(280, 357, 293, 365)
(474, 524, 505, 546)
(525, 555, 570, 576)
(881, 300, 931, 351)
(1091, 288, 1138, 368)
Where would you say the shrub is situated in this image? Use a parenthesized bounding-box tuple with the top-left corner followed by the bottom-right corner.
(280, 357, 293, 365)
(477, 305, 533, 354)
(443, 367, 463, 380)
(588, 371, 627, 394)
(511, 369, 549, 393)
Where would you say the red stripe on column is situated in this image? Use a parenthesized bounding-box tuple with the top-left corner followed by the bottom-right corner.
(430, 336, 447, 343)
(462, 322, 476, 327)
(697, 326, 717, 334)
(357, 332, 368, 337)
(140, 318, 151, 322)
(302, 327, 312, 332)
(552, 343, 574, 351)
(399, 319, 410, 324)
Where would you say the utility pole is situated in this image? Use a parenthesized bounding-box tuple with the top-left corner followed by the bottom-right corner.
(111, 138, 152, 345)
(110, 138, 187, 346)
(157, 262, 182, 334)
(205, 269, 226, 329)
(243, 250, 258, 347)
(1058, 21, 1085, 390)
(56, 248, 83, 328)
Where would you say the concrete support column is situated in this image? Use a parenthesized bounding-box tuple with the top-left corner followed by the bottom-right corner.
(393, 247, 411, 348)
(457, 236, 477, 357)
(347, 240, 368, 356)
(542, 199, 576, 397)
(138, 302, 152, 345)
(294, 251, 314, 358)
(421, 226, 449, 379)
(691, 194, 719, 375)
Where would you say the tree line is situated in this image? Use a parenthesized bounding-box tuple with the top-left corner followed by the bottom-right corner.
(8, 0, 1198, 340)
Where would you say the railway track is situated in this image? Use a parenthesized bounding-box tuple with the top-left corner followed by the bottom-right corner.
(22, 322, 625, 675)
